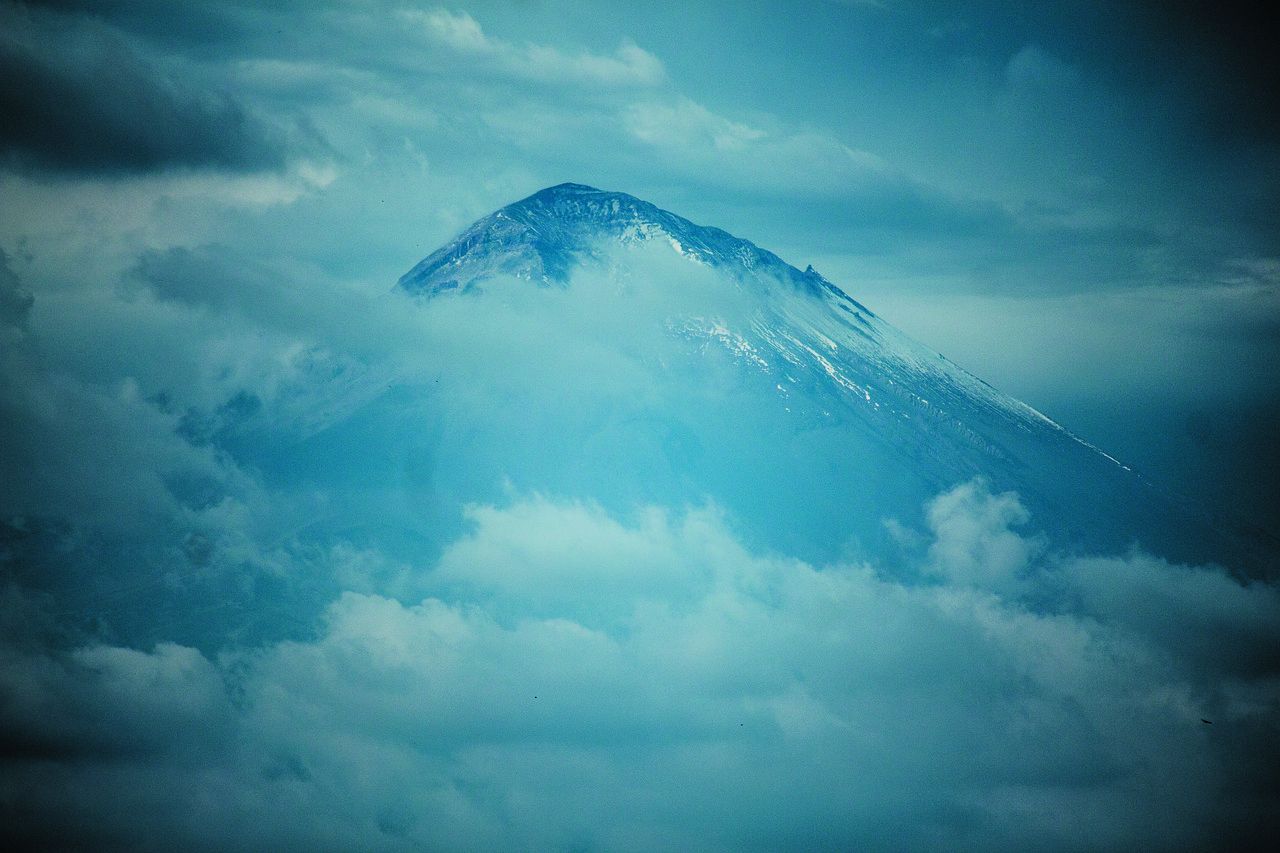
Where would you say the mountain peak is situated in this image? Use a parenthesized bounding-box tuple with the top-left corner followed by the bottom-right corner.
(537, 182, 602, 194)
(398, 183, 836, 298)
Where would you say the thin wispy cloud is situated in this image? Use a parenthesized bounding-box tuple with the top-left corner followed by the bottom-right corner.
(404, 8, 665, 87)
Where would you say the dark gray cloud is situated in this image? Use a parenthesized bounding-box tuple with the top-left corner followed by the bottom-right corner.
(1077, 1, 1278, 148)
(0, 249, 33, 328)
(0, 3, 295, 174)
(986, 2, 1279, 248)
(130, 244, 291, 314)
(17, 0, 265, 46)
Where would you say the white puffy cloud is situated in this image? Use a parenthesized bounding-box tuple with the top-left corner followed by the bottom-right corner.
(434, 498, 712, 612)
(4, 482, 1275, 851)
(924, 478, 1044, 589)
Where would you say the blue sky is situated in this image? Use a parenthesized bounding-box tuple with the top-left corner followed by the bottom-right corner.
(1, 2, 1278, 850)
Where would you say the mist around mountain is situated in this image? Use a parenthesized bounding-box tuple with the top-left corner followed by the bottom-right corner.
(2, 186, 1278, 852)
(400, 184, 1277, 578)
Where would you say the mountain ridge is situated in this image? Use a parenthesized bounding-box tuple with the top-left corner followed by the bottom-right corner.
(398, 183, 840, 299)
(396, 183, 1277, 579)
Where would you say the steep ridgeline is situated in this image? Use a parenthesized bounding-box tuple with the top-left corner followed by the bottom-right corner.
(399, 182, 830, 296)
(400, 183, 1276, 578)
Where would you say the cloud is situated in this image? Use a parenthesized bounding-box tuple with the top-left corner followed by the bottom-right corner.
(0, 248, 33, 330)
(1003, 44, 1079, 95)
(3, 482, 1277, 851)
(0, 633, 233, 762)
(251, 487, 1280, 851)
(622, 97, 899, 197)
(614, 97, 1025, 253)
(403, 8, 665, 88)
(625, 97, 766, 152)
(0, 258, 249, 539)
(0, 3, 295, 175)
(924, 478, 1044, 589)
(434, 498, 708, 612)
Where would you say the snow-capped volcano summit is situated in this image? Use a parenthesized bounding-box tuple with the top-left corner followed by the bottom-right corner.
(399, 182, 830, 296)
(398, 184, 1275, 577)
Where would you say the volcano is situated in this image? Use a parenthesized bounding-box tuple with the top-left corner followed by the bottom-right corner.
(395, 182, 1273, 577)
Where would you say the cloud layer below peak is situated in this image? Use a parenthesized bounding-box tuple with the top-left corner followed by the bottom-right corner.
(4, 483, 1278, 852)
